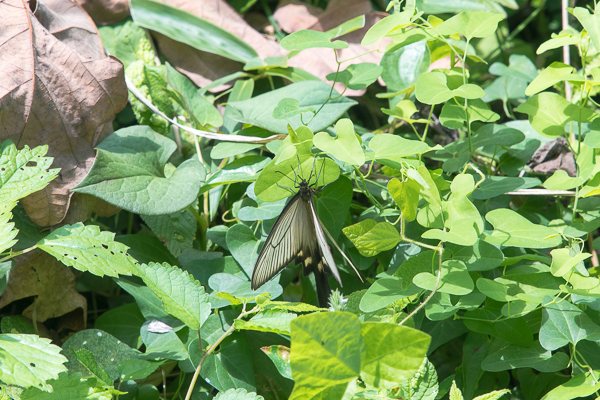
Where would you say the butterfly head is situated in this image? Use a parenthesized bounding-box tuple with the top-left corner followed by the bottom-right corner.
(297, 178, 314, 200)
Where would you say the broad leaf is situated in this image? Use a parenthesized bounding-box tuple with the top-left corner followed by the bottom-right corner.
(313, 119, 365, 166)
(484, 209, 562, 248)
(342, 219, 400, 257)
(74, 126, 206, 215)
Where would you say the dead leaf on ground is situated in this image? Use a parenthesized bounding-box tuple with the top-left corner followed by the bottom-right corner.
(74, 0, 130, 25)
(278, 0, 385, 96)
(273, 0, 322, 32)
(0, 0, 127, 226)
(0, 251, 87, 324)
(155, 0, 282, 91)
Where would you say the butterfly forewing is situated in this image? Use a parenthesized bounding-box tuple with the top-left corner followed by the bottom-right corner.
(252, 192, 316, 289)
(308, 198, 342, 285)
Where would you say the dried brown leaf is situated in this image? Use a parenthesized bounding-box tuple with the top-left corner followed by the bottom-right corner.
(0, 0, 127, 226)
(274, 0, 322, 32)
(154, 0, 282, 91)
(0, 251, 87, 324)
(74, 0, 130, 25)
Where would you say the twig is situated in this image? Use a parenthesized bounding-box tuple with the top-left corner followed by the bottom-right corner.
(184, 304, 259, 400)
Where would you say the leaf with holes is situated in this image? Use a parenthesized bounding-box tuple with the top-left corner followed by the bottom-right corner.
(37, 223, 138, 277)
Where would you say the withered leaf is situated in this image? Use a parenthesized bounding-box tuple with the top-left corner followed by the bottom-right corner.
(0, 0, 127, 226)
(0, 251, 87, 324)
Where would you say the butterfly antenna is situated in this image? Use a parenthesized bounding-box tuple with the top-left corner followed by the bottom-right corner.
(313, 157, 326, 187)
(322, 224, 364, 282)
(275, 170, 296, 185)
(307, 156, 317, 185)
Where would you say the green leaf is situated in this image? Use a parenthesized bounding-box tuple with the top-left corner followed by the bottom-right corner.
(473, 177, 540, 200)
(342, 219, 400, 257)
(201, 338, 256, 391)
(95, 303, 144, 348)
(280, 30, 348, 51)
(473, 389, 511, 400)
(0, 334, 67, 391)
(539, 299, 600, 351)
(360, 323, 430, 389)
(381, 41, 430, 92)
(326, 15, 366, 38)
(235, 310, 296, 335)
(38, 223, 138, 277)
(483, 54, 537, 102)
(215, 388, 265, 400)
(0, 141, 59, 214)
(525, 62, 575, 96)
(398, 359, 439, 400)
(136, 262, 211, 330)
(165, 63, 223, 128)
(313, 119, 365, 166)
(74, 126, 206, 215)
(422, 174, 483, 246)
(254, 155, 340, 202)
(484, 208, 562, 248)
(360, 276, 419, 313)
(541, 372, 600, 400)
(449, 381, 464, 400)
(573, 7, 600, 53)
(206, 156, 269, 188)
(0, 209, 18, 254)
(434, 11, 505, 40)
(228, 81, 356, 134)
(481, 341, 569, 372)
(388, 177, 420, 222)
(20, 373, 96, 400)
(361, 11, 413, 45)
(260, 345, 292, 380)
(141, 209, 196, 257)
(290, 312, 360, 400)
(550, 248, 591, 277)
(62, 329, 159, 381)
(413, 260, 474, 296)
(140, 320, 188, 360)
(130, 0, 257, 62)
(369, 134, 435, 162)
(514, 92, 570, 137)
(537, 31, 580, 55)
(328, 63, 383, 90)
(415, 72, 452, 104)
(446, 241, 504, 272)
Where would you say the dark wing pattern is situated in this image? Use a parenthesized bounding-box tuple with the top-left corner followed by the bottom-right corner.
(251, 194, 317, 289)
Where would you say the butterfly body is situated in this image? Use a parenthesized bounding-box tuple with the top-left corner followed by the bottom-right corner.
(251, 178, 342, 292)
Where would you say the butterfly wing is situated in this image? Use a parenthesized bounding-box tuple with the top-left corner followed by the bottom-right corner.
(308, 198, 343, 286)
(251, 193, 316, 289)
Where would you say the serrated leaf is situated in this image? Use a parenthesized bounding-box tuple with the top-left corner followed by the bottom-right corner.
(20, 372, 96, 400)
(137, 262, 211, 330)
(473, 389, 511, 400)
(398, 359, 439, 400)
(0, 209, 18, 254)
(0, 334, 67, 391)
(235, 310, 296, 335)
(38, 223, 138, 277)
(215, 388, 265, 400)
(0, 141, 59, 214)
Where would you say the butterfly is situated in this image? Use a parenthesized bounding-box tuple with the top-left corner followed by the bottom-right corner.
(251, 160, 362, 306)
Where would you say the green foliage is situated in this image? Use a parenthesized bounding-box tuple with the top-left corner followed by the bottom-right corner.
(5, 1, 600, 399)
